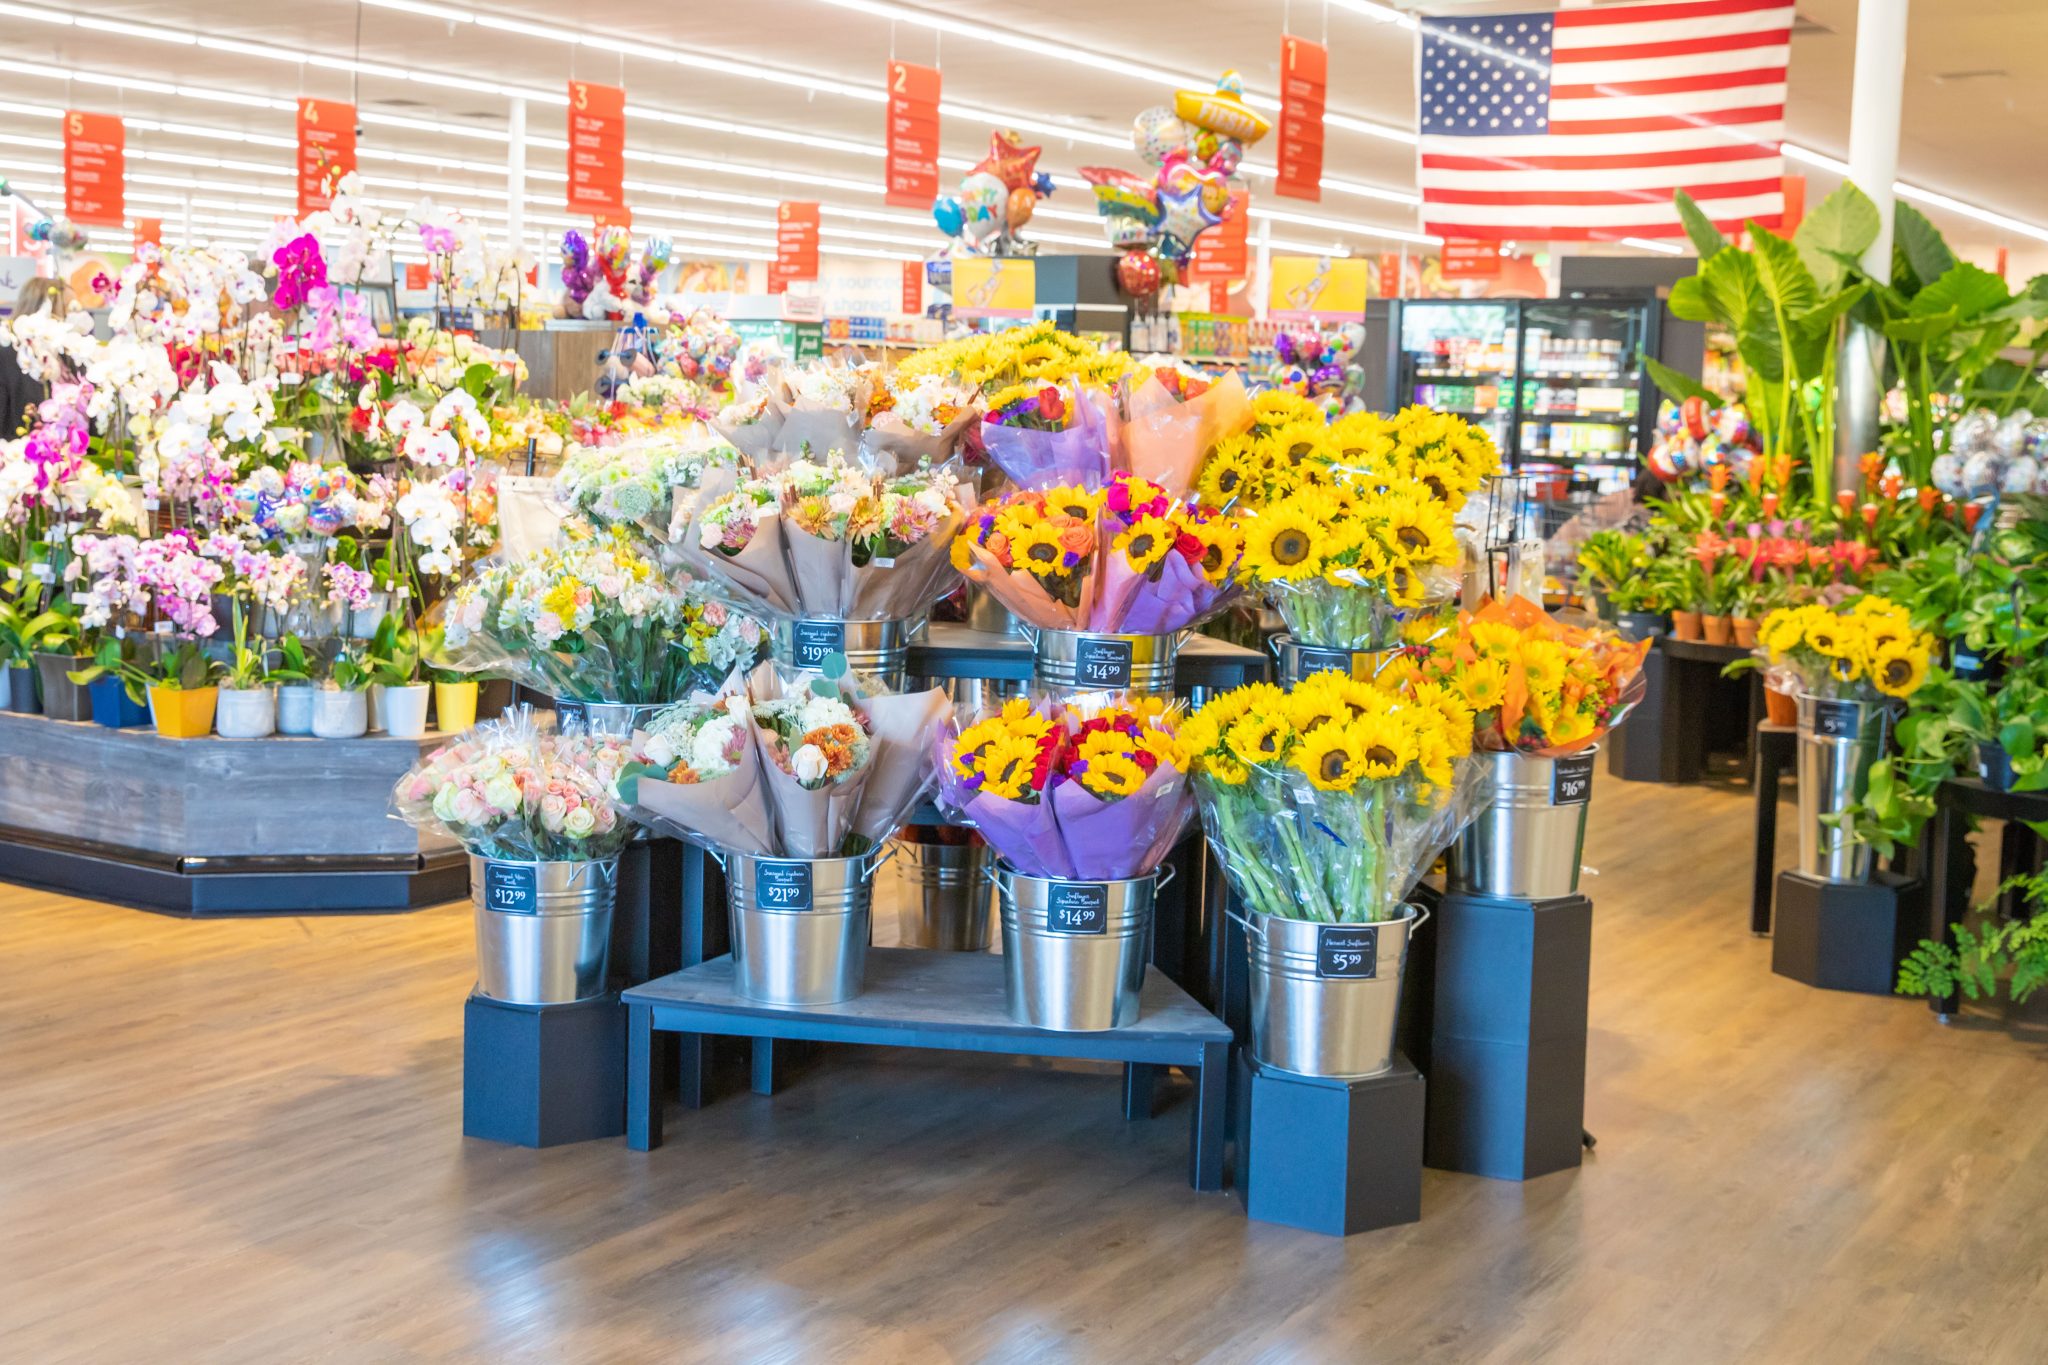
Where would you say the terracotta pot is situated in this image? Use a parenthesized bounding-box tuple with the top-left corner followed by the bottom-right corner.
(150, 685, 219, 739)
(1732, 616, 1759, 649)
(1701, 614, 1734, 646)
(1671, 610, 1704, 642)
(434, 679, 479, 734)
(1765, 685, 1798, 727)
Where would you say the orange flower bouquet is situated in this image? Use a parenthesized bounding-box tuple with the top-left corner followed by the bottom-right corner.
(1416, 596, 1650, 756)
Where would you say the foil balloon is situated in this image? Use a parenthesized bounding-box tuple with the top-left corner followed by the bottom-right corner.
(1154, 159, 1228, 263)
(1174, 71, 1273, 145)
(559, 229, 594, 310)
(932, 196, 965, 239)
(631, 234, 672, 307)
(1079, 166, 1162, 228)
(974, 129, 1043, 193)
(1006, 185, 1039, 232)
(594, 225, 632, 297)
(957, 171, 1009, 248)
(1132, 105, 1192, 167)
(1116, 249, 1161, 301)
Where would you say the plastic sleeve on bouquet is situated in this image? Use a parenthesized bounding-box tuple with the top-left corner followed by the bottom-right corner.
(978, 387, 1113, 491)
(1046, 762, 1194, 881)
(956, 540, 1084, 632)
(1116, 371, 1253, 500)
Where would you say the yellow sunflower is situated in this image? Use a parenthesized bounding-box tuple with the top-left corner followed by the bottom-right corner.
(1803, 618, 1847, 657)
(1414, 725, 1455, 790)
(1042, 485, 1104, 525)
(1189, 517, 1244, 584)
(1521, 639, 1569, 695)
(1080, 752, 1148, 798)
(1266, 420, 1331, 468)
(1349, 712, 1418, 781)
(1009, 522, 1071, 579)
(1469, 620, 1523, 661)
(1113, 514, 1178, 573)
(1405, 680, 1475, 757)
(1870, 643, 1928, 698)
(975, 735, 1044, 800)
(1226, 713, 1294, 767)
(1197, 438, 1259, 507)
(1453, 657, 1509, 712)
(1293, 726, 1363, 792)
(1374, 493, 1460, 567)
(1077, 729, 1137, 763)
(1240, 504, 1327, 583)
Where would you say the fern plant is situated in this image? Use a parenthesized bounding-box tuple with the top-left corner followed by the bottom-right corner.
(1899, 872, 2048, 1004)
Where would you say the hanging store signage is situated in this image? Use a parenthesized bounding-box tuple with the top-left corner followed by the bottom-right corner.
(1267, 255, 1368, 322)
(63, 111, 124, 228)
(885, 60, 941, 210)
(296, 98, 357, 218)
(1276, 35, 1326, 202)
(566, 81, 626, 217)
(951, 256, 1034, 318)
(902, 259, 923, 315)
(1440, 240, 1501, 280)
(770, 201, 821, 293)
(1186, 191, 1249, 280)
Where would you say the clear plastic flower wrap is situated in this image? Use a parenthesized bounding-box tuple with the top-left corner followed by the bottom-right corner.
(1412, 595, 1651, 756)
(1183, 674, 1493, 923)
(390, 707, 636, 861)
(933, 692, 1194, 880)
(677, 453, 972, 624)
(549, 427, 739, 546)
(621, 657, 950, 859)
(436, 523, 763, 703)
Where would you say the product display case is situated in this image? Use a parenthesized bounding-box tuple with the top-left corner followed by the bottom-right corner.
(1392, 294, 1664, 494)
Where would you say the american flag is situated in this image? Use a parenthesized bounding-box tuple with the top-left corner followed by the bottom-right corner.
(1417, 0, 1795, 241)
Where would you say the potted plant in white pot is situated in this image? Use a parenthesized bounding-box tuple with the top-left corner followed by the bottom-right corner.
(366, 612, 431, 740)
(313, 645, 373, 739)
(272, 636, 320, 735)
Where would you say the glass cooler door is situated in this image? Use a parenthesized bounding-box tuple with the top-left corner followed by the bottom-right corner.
(1511, 299, 1652, 493)
(1396, 300, 1519, 453)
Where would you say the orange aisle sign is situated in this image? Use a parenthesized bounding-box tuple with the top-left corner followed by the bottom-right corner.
(1277, 35, 1326, 202)
(405, 262, 431, 291)
(566, 81, 626, 216)
(902, 259, 923, 315)
(1781, 174, 1807, 235)
(1209, 280, 1230, 313)
(296, 98, 357, 218)
(770, 201, 821, 293)
(886, 60, 941, 210)
(1441, 240, 1501, 279)
(136, 218, 162, 247)
(64, 111, 124, 228)
(1377, 253, 1400, 298)
(1186, 191, 1249, 280)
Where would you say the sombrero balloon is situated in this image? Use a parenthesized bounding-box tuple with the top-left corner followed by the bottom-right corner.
(1174, 70, 1271, 145)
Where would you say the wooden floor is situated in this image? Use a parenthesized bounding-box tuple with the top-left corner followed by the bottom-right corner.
(4, 773, 2047, 1365)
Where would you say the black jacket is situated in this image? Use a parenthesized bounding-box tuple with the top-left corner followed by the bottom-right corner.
(0, 342, 44, 439)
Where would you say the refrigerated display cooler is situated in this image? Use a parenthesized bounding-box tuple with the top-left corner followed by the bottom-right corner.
(1390, 291, 1667, 495)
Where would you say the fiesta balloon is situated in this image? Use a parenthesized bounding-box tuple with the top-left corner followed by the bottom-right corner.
(929, 129, 1056, 258)
(1174, 71, 1273, 144)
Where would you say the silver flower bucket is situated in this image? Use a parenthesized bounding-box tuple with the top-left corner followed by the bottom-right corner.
(1241, 903, 1426, 1079)
(470, 855, 619, 1005)
(552, 699, 670, 738)
(1027, 628, 1180, 697)
(996, 863, 1167, 1031)
(1449, 748, 1597, 901)
(1269, 635, 1405, 687)
(1795, 694, 1892, 884)
(769, 617, 916, 690)
(891, 836, 996, 950)
(724, 847, 892, 1006)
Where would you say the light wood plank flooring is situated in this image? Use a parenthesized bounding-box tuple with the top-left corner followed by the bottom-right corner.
(3, 773, 2045, 1364)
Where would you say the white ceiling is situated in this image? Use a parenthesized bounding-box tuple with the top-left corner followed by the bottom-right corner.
(0, 0, 2042, 273)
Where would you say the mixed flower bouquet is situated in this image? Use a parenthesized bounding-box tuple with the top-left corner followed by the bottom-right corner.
(935, 694, 1193, 880)
(1750, 595, 1934, 702)
(549, 430, 737, 543)
(391, 709, 634, 861)
(681, 456, 969, 623)
(949, 474, 1240, 634)
(713, 362, 874, 468)
(1183, 671, 1488, 924)
(1235, 479, 1463, 648)
(1414, 596, 1651, 755)
(440, 523, 761, 702)
(861, 370, 980, 473)
(623, 660, 950, 858)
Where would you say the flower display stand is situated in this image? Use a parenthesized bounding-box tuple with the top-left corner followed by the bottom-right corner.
(462, 991, 626, 1148)
(1420, 890, 1594, 1183)
(1604, 638, 1762, 785)
(1771, 869, 1926, 996)
(1233, 1052, 1425, 1237)
(1924, 778, 2048, 1016)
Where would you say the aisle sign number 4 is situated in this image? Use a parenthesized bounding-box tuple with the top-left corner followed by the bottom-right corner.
(483, 862, 538, 914)
(756, 861, 814, 912)
(1317, 925, 1378, 979)
(1047, 883, 1108, 935)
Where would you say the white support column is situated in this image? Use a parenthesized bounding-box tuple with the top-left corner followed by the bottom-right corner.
(180, 192, 193, 249)
(506, 97, 528, 259)
(1254, 216, 1272, 321)
(1835, 0, 1909, 495)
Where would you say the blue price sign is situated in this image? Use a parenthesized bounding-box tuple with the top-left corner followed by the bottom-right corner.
(1046, 882, 1108, 934)
(1074, 638, 1132, 690)
(754, 859, 814, 911)
(1316, 924, 1378, 979)
(792, 620, 845, 669)
(483, 861, 537, 913)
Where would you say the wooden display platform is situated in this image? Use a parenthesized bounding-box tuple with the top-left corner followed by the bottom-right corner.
(909, 621, 1268, 690)
(622, 947, 1235, 1190)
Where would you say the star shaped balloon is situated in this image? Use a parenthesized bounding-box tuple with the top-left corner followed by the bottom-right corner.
(974, 128, 1043, 193)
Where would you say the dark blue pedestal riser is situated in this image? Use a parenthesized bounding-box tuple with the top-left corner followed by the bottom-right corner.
(1234, 1052, 1424, 1237)
(462, 991, 626, 1148)
(1771, 870, 1924, 996)
(1424, 891, 1592, 1183)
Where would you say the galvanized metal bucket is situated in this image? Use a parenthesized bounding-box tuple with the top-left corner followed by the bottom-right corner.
(996, 863, 1169, 1031)
(1795, 694, 1892, 883)
(1269, 635, 1404, 687)
(890, 836, 996, 950)
(470, 855, 619, 1005)
(552, 699, 670, 738)
(1027, 628, 1181, 697)
(1449, 747, 1597, 901)
(768, 617, 916, 690)
(724, 846, 892, 1006)
(1240, 903, 1427, 1079)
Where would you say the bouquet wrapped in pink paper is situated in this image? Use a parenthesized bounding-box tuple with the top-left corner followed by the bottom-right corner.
(934, 694, 1193, 880)
(679, 454, 970, 623)
(948, 473, 1243, 634)
(1112, 364, 1253, 501)
(621, 658, 950, 858)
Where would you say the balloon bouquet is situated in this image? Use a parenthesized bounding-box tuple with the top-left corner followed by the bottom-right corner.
(560, 228, 674, 322)
(1645, 398, 1761, 483)
(1079, 71, 1270, 304)
(1269, 324, 1368, 418)
(931, 129, 1058, 258)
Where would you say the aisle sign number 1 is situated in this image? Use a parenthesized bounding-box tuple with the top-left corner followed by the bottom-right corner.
(1277, 35, 1327, 202)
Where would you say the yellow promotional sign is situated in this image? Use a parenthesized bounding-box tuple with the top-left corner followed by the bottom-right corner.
(952, 257, 1036, 319)
(1267, 255, 1369, 322)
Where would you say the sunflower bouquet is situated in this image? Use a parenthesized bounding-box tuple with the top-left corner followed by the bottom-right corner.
(1414, 595, 1651, 755)
(1195, 403, 1500, 516)
(1751, 595, 1933, 702)
(934, 695, 1194, 880)
(948, 473, 1243, 634)
(622, 660, 950, 859)
(680, 455, 970, 623)
(1183, 672, 1488, 924)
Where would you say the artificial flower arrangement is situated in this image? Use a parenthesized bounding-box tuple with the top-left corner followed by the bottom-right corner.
(1747, 595, 1935, 702)
(621, 657, 949, 858)
(948, 473, 1242, 634)
(391, 708, 635, 861)
(1413, 595, 1651, 755)
(1182, 671, 1488, 924)
(1234, 477, 1463, 649)
(440, 522, 761, 703)
(680, 455, 969, 623)
(934, 693, 1194, 880)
